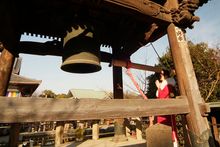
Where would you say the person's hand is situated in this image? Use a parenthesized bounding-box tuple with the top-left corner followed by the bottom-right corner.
(170, 92, 175, 98)
(155, 80, 160, 89)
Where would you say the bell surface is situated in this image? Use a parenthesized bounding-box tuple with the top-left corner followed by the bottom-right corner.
(61, 51, 101, 73)
(61, 25, 101, 73)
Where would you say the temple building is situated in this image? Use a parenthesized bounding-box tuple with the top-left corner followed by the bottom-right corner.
(7, 58, 41, 97)
(67, 89, 111, 99)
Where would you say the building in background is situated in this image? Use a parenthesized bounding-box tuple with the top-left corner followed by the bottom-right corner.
(7, 58, 41, 97)
(67, 89, 111, 99)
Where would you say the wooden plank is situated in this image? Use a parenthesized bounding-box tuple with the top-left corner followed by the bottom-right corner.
(112, 59, 162, 73)
(0, 96, 189, 123)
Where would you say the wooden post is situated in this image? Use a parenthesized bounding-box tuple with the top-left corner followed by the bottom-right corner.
(125, 126, 131, 137)
(167, 23, 210, 146)
(0, 48, 15, 96)
(92, 122, 99, 140)
(0, 47, 19, 147)
(211, 116, 220, 145)
(55, 121, 64, 145)
(112, 65, 127, 142)
(135, 118, 143, 140)
(0, 0, 22, 144)
(113, 66, 123, 99)
(9, 123, 21, 147)
(124, 118, 131, 137)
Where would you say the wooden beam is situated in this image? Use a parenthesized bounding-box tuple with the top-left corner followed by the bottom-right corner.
(104, 0, 171, 23)
(112, 59, 162, 72)
(19, 41, 61, 56)
(18, 41, 112, 63)
(0, 96, 189, 123)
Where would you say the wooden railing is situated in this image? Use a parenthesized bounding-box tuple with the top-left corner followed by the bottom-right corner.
(0, 96, 189, 123)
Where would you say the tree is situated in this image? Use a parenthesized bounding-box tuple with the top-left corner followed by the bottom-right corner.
(39, 90, 69, 98)
(39, 90, 56, 98)
(56, 93, 69, 98)
(146, 41, 220, 102)
(188, 42, 220, 102)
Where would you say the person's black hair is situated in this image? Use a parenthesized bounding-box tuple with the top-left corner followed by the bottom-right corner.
(162, 69, 170, 77)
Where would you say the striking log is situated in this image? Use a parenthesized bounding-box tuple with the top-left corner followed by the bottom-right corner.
(112, 59, 162, 73)
(0, 96, 189, 123)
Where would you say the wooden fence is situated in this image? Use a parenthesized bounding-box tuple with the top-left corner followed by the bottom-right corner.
(0, 96, 189, 123)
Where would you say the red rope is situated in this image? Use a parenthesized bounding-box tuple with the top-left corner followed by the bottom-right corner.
(126, 61, 148, 100)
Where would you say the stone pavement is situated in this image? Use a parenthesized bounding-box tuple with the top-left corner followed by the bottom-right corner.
(59, 136, 146, 147)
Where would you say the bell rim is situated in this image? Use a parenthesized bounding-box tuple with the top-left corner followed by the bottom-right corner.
(61, 62, 101, 73)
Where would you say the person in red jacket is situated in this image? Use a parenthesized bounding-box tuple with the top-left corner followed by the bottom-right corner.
(155, 69, 178, 147)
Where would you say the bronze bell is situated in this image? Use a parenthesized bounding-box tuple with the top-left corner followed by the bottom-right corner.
(61, 25, 101, 73)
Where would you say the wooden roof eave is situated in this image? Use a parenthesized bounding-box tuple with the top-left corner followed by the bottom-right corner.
(104, 0, 171, 23)
(9, 74, 42, 85)
(13, 0, 172, 60)
(16, 0, 172, 38)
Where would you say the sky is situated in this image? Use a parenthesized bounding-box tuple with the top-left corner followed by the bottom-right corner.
(19, 0, 220, 95)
